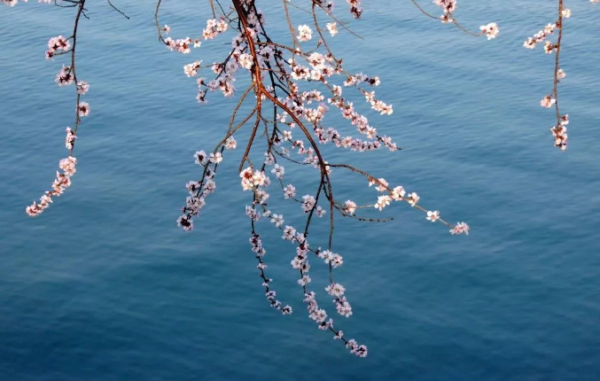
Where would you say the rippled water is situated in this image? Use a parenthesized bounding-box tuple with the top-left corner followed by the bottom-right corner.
(1, 1, 600, 380)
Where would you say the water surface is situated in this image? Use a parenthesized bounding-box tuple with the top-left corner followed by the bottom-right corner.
(1, 1, 599, 380)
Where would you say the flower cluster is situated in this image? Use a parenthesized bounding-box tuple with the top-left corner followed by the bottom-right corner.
(163, 18, 227, 54)
(551, 115, 569, 151)
(177, 150, 221, 231)
(434, 0, 457, 16)
(368, 178, 418, 211)
(202, 18, 228, 40)
(250, 231, 293, 315)
(346, 0, 363, 18)
(26, 128, 78, 217)
(433, 0, 455, 24)
(450, 222, 470, 235)
(317, 249, 344, 268)
(46, 35, 70, 60)
(240, 167, 270, 192)
(164, 37, 195, 54)
(301, 195, 316, 213)
(184, 61, 201, 77)
(55, 65, 74, 87)
(523, 22, 559, 50)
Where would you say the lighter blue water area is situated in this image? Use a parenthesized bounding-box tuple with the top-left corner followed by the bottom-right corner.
(1, 1, 600, 380)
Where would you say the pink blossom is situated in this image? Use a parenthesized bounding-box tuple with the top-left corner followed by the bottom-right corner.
(540, 95, 556, 108)
(344, 200, 357, 214)
(407, 192, 420, 207)
(450, 222, 470, 235)
(326, 22, 338, 36)
(78, 102, 90, 117)
(297, 25, 313, 41)
(480, 23, 499, 40)
(225, 136, 237, 150)
(426, 210, 440, 222)
(76, 81, 89, 95)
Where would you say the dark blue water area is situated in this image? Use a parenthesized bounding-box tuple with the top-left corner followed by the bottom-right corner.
(1, 1, 600, 380)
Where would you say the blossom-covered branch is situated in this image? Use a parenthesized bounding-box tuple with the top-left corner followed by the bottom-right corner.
(23, 0, 90, 216)
(8, 0, 597, 358)
(163, 0, 471, 357)
(412, 0, 499, 39)
(524, 0, 572, 151)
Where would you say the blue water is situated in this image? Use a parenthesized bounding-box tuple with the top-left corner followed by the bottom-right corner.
(1, 1, 600, 379)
